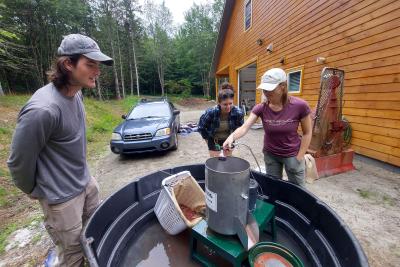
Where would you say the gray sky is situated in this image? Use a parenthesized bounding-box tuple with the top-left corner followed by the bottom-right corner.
(139, 0, 210, 25)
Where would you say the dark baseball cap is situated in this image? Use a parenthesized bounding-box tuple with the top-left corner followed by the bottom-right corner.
(57, 34, 113, 66)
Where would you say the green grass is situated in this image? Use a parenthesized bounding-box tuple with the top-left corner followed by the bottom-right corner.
(84, 98, 128, 158)
(0, 213, 43, 255)
(0, 127, 11, 134)
(0, 222, 17, 254)
(0, 185, 18, 208)
(0, 95, 30, 107)
(357, 189, 373, 199)
(382, 194, 396, 206)
(0, 187, 7, 207)
(121, 95, 140, 113)
(24, 213, 44, 227)
(166, 94, 186, 103)
(0, 167, 9, 178)
(31, 233, 42, 244)
(0, 168, 18, 207)
(0, 122, 17, 172)
(0, 95, 21, 209)
(356, 188, 396, 206)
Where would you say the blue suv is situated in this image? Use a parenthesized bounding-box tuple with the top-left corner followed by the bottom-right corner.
(110, 98, 180, 154)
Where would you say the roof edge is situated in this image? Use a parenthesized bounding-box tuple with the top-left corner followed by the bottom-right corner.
(210, 0, 235, 76)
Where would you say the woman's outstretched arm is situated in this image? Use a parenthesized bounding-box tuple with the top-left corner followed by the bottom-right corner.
(223, 112, 259, 150)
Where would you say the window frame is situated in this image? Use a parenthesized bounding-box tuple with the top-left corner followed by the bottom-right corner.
(244, 0, 252, 32)
(286, 66, 304, 95)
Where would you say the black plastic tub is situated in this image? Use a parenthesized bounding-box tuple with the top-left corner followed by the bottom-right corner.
(81, 164, 369, 267)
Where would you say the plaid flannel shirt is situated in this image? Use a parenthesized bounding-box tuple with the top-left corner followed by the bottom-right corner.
(198, 105, 244, 140)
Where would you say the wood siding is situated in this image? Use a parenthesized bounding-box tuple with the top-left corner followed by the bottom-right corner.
(216, 0, 400, 166)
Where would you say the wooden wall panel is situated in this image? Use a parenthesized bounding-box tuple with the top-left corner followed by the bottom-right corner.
(216, 0, 400, 166)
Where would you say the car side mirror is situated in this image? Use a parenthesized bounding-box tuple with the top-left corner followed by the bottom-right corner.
(121, 114, 126, 119)
(173, 110, 180, 116)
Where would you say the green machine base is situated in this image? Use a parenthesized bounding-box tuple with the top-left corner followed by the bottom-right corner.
(190, 200, 276, 267)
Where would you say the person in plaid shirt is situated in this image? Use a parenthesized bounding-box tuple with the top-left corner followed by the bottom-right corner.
(198, 82, 244, 157)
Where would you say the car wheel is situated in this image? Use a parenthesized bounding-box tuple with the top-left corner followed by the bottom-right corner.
(171, 132, 178, 150)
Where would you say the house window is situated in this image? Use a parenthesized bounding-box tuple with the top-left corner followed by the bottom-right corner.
(244, 0, 252, 31)
(287, 68, 303, 94)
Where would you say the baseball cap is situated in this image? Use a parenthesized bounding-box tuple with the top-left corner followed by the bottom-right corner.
(57, 34, 113, 66)
(257, 68, 287, 91)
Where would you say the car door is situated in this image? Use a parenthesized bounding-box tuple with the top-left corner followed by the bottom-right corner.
(169, 103, 180, 132)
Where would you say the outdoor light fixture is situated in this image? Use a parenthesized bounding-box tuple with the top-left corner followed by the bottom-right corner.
(266, 43, 273, 54)
(316, 57, 326, 64)
(256, 38, 263, 46)
(280, 57, 286, 64)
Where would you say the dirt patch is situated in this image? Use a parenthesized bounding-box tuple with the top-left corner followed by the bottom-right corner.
(0, 207, 51, 267)
(177, 98, 216, 111)
(177, 97, 208, 106)
(0, 179, 33, 228)
(0, 221, 51, 267)
(0, 106, 20, 123)
(307, 162, 400, 267)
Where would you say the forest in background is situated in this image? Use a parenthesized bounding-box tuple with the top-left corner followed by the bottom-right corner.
(0, 0, 224, 99)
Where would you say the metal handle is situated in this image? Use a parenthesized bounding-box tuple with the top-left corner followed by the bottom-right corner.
(233, 142, 262, 173)
(81, 236, 99, 267)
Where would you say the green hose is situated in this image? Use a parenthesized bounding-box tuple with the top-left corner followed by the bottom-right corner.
(342, 116, 352, 147)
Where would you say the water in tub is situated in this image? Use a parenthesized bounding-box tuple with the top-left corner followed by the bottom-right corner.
(118, 220, 311, 266)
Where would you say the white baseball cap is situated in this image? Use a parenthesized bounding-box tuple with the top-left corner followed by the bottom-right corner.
(257, 68, 287, 91)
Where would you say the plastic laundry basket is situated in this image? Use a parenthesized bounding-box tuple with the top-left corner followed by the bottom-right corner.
(154, 171, 205, 235)
(248, 242, 304, 267)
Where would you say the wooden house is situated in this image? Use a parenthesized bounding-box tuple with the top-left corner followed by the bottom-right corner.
(211, 0, 400, 166)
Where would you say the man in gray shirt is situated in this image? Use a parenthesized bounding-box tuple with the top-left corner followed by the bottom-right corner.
(7, 34, 113, 267)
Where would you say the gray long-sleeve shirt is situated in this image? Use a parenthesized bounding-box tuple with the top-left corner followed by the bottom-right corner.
(7, 83, 90, 204)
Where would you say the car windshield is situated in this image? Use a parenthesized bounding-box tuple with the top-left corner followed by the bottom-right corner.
(127, 103, 171, 120)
